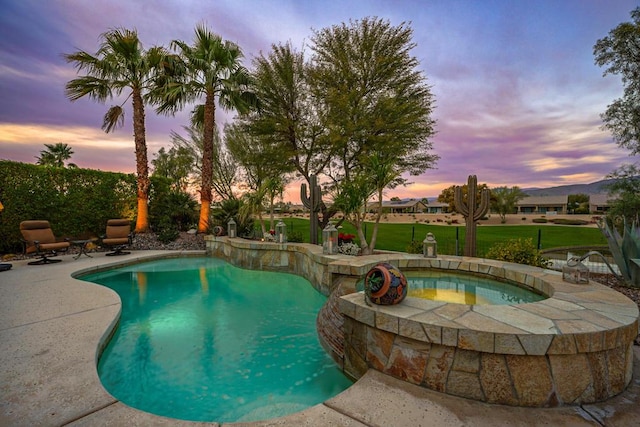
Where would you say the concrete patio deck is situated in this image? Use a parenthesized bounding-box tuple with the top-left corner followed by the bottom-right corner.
(1, 250, 639, 426)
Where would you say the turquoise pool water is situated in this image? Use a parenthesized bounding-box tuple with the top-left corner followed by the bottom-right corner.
(404, 271, 546, 305)
(80, 257, 353, 422)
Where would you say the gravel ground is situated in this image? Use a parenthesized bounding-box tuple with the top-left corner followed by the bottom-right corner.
(129, 231, 206, 251)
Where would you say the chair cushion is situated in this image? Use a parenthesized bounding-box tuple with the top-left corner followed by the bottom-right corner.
(20, 221, 70, 254)
(106, 219, 131, 239)
(38, 242, 71, 251)
(20, 221, 57, 252)
(102, 237, 129, 246)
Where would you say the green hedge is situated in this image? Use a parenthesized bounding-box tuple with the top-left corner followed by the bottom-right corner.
(550, 218, 589, 226)
(0, 160, 137, 254)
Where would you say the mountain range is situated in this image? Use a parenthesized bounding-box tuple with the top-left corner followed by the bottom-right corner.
(423, 179, 616, 203)
(521, 179, 616, 197)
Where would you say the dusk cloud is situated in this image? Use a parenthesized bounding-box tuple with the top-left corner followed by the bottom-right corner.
(0, 0, 637, 201)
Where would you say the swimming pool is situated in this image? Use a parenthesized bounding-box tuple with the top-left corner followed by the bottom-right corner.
(80, 257, 353, 422)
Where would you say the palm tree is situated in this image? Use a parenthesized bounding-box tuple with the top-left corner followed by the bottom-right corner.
(158, 24, 256, 233)
(36, 143, 77, 168)
(64, 28, 166, 233)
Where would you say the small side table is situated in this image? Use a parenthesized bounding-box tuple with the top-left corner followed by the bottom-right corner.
(71, 239, 96, 260)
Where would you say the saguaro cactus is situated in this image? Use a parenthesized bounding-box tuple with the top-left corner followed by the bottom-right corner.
(454, 175, 490, 257)
(301, 174, 322, 244)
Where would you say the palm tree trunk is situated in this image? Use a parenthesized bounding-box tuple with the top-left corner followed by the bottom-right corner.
(198, 92, 215, 233)
(132, 89, 150, 233)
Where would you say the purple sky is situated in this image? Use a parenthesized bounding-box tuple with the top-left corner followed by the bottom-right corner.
(1, 0, 638, 202)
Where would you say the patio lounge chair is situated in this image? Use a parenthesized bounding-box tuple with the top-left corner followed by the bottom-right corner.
(102, 219, 133, 256)
(20, 220, 70, 265)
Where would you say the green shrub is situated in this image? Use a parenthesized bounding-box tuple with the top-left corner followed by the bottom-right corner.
(149, 179, 198, 232)
(405, 239, 423, 254)
(550, 218, 588, 226)
(287, 230, 304, 243)
(532, 218, 548, 223)
(156, 222, 180, 243)
(486, 238, 550, 268)
(598, 218, 640, 287)
(210, 199, 254, 237)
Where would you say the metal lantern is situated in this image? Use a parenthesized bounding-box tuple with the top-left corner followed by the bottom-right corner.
(423, 232, 437, 258)
(562, 257, 589, 284)
(275, 220, 287, 244)
(227, 218, 237, 238)
(322, 223, 338, 254)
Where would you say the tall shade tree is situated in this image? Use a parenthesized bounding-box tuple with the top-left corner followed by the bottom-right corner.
(249, 42, 332, 181)
(65, 28, 166, 232)
(36, 143, 77, 168)
(567, 193, 590, 214)
(157, 24, 256, 233)
(594, 7, 640, 156)
(490, 186, 527, 223)
(151, 145, 195, 192)
(247, 42, 338, 230)
(333, 151, 406, 253)
(225, 123, 293, 234)
(605, 164, 640, 223)
(170, 121, 239, 201)
(310, 18, 438, 254)
(438, 182, 492, 212)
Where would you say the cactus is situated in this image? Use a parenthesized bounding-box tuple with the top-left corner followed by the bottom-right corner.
(454, 175, 490, 257)
(301, 174, 322, 244)
(598, 218, 640, 287)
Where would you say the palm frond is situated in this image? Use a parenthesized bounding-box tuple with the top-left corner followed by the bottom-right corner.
(65, 76, 113, 101)
(102, 105, 125, 133)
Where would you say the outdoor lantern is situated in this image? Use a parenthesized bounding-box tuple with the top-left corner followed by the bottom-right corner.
(275, 220, 287, 244)
(227, 218, 237, 238)
(322, 223, 338, 255)
(423, 232, 437, 258)
(562, 256, 589, 284)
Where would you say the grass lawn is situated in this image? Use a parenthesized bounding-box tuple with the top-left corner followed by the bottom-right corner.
(278, 217, 607, 257)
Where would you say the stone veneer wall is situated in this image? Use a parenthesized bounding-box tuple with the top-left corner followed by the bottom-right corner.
(204, 237, 639, 407)
(338, 258, 639, 407)
(204, 236, 337, 295)
(340, 314, 634, 407)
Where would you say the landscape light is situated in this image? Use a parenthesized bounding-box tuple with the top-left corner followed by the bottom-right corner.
(423, 232, 437, 258)
(562, 256, 589, 284)
(227, 218, 237, 238)
(322, 224, 338, 255)
(275, 220, 287, 244)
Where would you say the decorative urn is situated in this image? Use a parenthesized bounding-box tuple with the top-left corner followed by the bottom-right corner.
(364, 262, 408, 305)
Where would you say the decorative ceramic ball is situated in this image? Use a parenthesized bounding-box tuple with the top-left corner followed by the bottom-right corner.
(364, 262, 408, 305)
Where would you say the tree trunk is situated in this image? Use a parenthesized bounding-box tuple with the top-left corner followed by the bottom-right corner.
(198, 92, 215, 233)
(367, 189, 385, 254)
(132, 89, 149, 233)
(269, 193, 275, 231)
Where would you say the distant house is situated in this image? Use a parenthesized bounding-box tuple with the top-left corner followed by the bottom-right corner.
(589, 194, 615, 214)
(368, 199, 428, 213)
(425, 201, 449, 213)
(517, 196, 568, 214)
